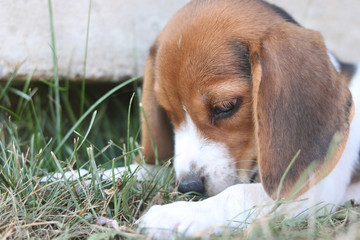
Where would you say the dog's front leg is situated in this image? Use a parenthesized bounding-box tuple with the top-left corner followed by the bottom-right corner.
(137, 183, 272, 239)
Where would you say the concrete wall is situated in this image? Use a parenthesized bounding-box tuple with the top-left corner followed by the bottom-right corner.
(0, 0, 190, 81)
(0, 0, 359, 82)
(267, 0, 360, 63)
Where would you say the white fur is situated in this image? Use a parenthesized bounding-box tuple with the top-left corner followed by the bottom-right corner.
(344, 181, 360, 202)
(174, 113, 239, 196)
(343, 63, 360, 203)
(298, 64, 360, 208)
(41, 163, 157, 184)
(328, 51, 341, 72)
(138, 110, 360, 238)
(137, 183, 273, 239)
(138, 65, 360, 238)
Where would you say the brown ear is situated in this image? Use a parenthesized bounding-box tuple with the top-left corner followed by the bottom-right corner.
(250, 23, 353, 200)
(139, 44, 174, 164)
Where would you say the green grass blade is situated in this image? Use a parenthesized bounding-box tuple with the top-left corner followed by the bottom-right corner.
(47, 0, 62, 147)
(126, 93, 135, 159)
(77, 110, 97, 150)
(39, 78, 67, 91)
(0, 63, 23, 101)
(15, 68, 34, 115)
(62, 48, 77, 125)
(9, 87, 31, 101)
(80, 0, 92, 117)
(29, 97, 46, 144)
(87, 145, 101, 198)
(274, 150, 301, 207)
(0, 106, 20, 120)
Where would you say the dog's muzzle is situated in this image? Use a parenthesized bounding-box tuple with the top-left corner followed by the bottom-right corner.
(178, 176, 206, 194)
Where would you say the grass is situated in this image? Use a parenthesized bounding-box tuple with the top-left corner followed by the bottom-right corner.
(1, 77, 360, 240)
(0, 74, 185, 239)
(2, 67, 360, 240)
(1, 1, 360, 239)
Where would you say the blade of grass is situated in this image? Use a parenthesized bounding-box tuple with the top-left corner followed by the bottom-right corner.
(62, 47, 77, 125)
(87, 145, 101, 199)
(29, 94, 46, 144)
(131, 21, 140, 124)
(276, 150, 301, 201)
(0, 106, 20, 120)
(76, 110, 97, 150)
(270, 150, 301, 213)
(126, 93, 135, 164)
(8, 88, 31, 101)
(80, 0, 92, 117)
(39, 78, 67, 91)
(47, 0, 62, 147)
(112, 158, 118, 218)
(15, 68, 34, 115)
(0, 62, 23, 101)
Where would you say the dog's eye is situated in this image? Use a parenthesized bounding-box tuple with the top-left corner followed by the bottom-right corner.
(211, 98, 242, 122)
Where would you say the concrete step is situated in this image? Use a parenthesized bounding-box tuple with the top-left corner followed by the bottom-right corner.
(0, 0, 358, 82)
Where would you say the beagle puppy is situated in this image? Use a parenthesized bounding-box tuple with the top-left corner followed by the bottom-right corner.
(137, 0, 360, 237)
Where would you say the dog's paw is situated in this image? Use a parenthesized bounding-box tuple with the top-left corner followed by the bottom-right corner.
(137, 201, 225, 239)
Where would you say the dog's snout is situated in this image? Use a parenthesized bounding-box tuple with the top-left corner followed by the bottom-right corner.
(178, 177, 205, 194)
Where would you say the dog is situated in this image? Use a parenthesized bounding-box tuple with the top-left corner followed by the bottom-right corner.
(136, 0, 360, 238)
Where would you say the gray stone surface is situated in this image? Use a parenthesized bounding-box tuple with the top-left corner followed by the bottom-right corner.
(0, 0, 190, 81)
(268, 0, 360, 63)
(0, 0, 358, 82)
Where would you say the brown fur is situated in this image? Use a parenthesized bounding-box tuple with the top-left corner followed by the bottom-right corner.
(140, 55, 174, 163)
(140, 0, 353, 199)
(253, 23, 353, 198)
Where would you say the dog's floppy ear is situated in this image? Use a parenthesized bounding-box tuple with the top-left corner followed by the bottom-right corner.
(139, 44, 174, 164)
(249, 23, 353, 199)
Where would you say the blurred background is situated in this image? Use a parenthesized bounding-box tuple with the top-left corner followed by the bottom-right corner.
(0, 0, 359, 82)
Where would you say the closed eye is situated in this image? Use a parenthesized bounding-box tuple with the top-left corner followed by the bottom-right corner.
(210, 98, 242, 123)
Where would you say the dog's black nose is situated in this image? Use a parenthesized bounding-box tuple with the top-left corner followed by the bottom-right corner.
(178, 177, 205, 194)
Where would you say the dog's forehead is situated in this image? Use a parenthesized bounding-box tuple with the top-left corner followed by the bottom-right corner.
(158, 41, 247, 85)
(155, 0, 291, 47)
(155, 39, 251, 112)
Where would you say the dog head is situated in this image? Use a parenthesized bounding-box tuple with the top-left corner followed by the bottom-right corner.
(140, 0, 354, 198)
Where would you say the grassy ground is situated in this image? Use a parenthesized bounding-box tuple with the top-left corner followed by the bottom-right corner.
(0, 72, 185, 239)
(1, 70, 360, 240)
(1, 1, 360, 239)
